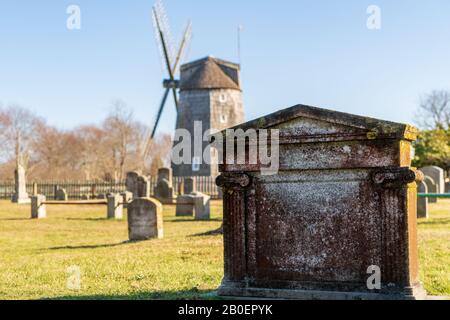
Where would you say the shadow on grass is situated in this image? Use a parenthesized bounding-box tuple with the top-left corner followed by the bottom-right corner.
(418, 218, 450, 226)
(171, 218, 222, 223)
(44, 289, 221, 300)
(48, 241, 131, 250)
(0, 218, 30, 221)
(191, 226, 223, 237)
(66, 218, 111, 222)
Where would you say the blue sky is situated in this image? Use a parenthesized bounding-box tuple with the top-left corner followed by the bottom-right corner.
(0, 0, 449, 133)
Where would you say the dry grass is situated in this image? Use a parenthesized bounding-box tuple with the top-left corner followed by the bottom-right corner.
(0, 199, 448, 299)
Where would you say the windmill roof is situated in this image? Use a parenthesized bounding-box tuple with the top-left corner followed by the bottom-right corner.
(180, 57, 240, 91)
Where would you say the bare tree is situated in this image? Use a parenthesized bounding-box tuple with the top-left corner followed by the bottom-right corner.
(74, 125, 109, 180)
(103, 100, 137, 181)
(0, 102, 174, 181)
(0, 105, 42, 169)
(416, 90, 450, 130)
(147, 134, 172, 174)
(32, 124, 86, 179)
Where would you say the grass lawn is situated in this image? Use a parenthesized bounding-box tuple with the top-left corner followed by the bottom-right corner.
(418, 200, 450, 297)
(0, 200, 224, 300)
(0, 199, 448, 300)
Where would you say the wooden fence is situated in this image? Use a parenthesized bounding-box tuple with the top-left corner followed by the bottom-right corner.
(0, 176, 220, 200)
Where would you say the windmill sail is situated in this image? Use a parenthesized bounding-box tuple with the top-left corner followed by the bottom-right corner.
(143, 0, 192, 160)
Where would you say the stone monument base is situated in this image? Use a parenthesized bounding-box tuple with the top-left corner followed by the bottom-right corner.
(155, 197, 176, 205)
(12, 195, 31, 204)
(218, 281, 428, 301)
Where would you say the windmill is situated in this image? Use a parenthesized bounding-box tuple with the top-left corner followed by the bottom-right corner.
(143, 0, 192, 160)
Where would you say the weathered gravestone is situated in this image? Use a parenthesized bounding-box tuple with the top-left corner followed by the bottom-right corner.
(417, 182, 428, 219)
(192, 192, 211, 220)
(216, 104, 426, 300)
(184, 177, 197, 195)
(31, 195, 46, 219)
(175, 192, 211, 220)
(155, 179, 174, 204)
(12, 164, 30, 204)
(121, 191, 133, 208)
(177, 179, 185, 195)
(137, 175, 150, 198)
(126, 171, 140, 199)
(55, 188, 68, 201)
(128, 198, 164, 241)
(107, 194, 123, 219)
(421, 166, 445, 194)
(423, 176, 438, 203)
(176, 194, 195, 217)
(158, 168, 173, 185)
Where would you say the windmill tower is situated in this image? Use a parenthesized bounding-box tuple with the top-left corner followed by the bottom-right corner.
(173, 57, 245, 177)
(147, 0, 245, 177)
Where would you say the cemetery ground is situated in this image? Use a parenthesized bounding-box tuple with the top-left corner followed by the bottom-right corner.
(0, 200, 448, 300)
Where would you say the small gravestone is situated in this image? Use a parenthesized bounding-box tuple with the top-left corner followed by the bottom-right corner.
(176, 192, 210, 219)
(137, 175, 150, 198)
(12, 164, 30, 204)
(31, 195, 46, 219)
(158, 168, 173, 185)
(184, 177, 197, 195)
(176, 194, 195, 217)
(107, 194, 123, 219)
(417, 181, 428, 219)
(121, 191, 133, 208)
(177, 179, 185, 195)
(192, 192, 211, 220)
(421, 166, 445, 194)
(128, 198, 163, 241)
(424, 176, 438, 203)
(126, 171, 140, 199)
(55, 188, 68, 201)
(155, 179, 174, 204)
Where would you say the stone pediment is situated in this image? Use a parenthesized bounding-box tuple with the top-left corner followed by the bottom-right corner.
(223, 104, 418, 142)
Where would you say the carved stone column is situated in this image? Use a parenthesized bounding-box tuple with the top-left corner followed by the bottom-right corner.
(216, 172, 252, 282)
(372, 167, 424, 296)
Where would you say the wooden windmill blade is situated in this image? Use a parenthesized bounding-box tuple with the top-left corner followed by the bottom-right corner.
(152, 6, 176, 84)
(152, 3, 179, 108)
(144, 87, 170, 159)
(172, 20, 192, 75)
(153, 0, 176, 67)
